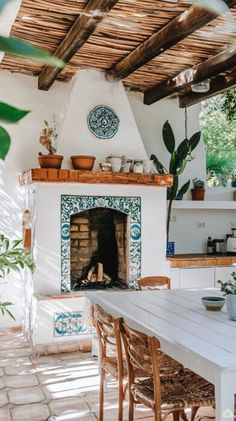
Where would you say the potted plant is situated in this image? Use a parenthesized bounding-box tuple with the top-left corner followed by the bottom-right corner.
(231, 172, 236, 188)
(151, 121, 201, 254)
(38, 117, 63, 169)
(218, 272, 236, 320)
(191, 178, 205, 201)
(0, 234, 34, 319)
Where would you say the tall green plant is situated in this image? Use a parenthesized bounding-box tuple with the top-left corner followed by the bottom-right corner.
(0, 0, 64, 160)
(0, 234, 34, 320)
(151, 121, 201, 242)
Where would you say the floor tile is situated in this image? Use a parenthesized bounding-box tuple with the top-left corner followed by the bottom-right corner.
(0, 348, 32, 358)
(48, 414, 97, 421)
(4, 365, 35, 376)
(0, 391, 8, 407)
(31, 355, 62, 365)
(0, 356, 31, 368)
(8, 386, 45, 405)
(5, 374, 39, 388)
(11, 403, 50, 421)
(0, 378, 5, 389)
(49, 396, 90, 417)
(0, 406, 11, 420)
(0, 330, 212, 421)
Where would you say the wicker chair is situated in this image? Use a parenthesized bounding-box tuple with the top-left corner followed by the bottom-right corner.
(93, 305, 188, 421)
(93, 304, 125, 421)
(120, 320, 215, 421)
(137, 276, 170, 290)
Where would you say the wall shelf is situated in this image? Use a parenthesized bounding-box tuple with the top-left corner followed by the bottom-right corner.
(19, 169, 173, 187)
(172, 200, 236, 210)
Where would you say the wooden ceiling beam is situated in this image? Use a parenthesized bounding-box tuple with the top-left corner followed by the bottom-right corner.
(106, 0, 236, 81)
(38, 0, 118, 90)
(179, 70, 236, 107)
(144, 44, 236, 105)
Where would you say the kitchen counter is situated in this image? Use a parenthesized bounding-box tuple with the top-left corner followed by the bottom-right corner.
(167, 254, 236, 268)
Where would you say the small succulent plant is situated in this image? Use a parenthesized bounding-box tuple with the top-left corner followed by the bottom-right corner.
(218, 272, 236, 295)
(192, 178, 205, 189)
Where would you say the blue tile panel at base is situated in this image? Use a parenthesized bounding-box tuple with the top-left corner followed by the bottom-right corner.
(61, 195, 141, 293)
(54, 312, 93, 336)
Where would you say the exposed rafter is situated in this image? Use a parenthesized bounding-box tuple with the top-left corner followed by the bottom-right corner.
(179, 70, 236, 107)
(106, 0, 236, 81)
(144, 45, 236, 105)
(38, 0, 118, 90)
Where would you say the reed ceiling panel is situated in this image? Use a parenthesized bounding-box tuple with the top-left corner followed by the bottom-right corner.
(1, 0, 236, 92)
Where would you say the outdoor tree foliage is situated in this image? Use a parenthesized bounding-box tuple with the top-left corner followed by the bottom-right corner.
(0, 0, 64, 160)
(200, 95, 236, 186)
(221, 88, 236, 122)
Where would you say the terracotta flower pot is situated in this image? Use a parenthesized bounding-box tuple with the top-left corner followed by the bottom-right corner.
(71, 155, 95, 171)
(191, 188, 205, 201)
(38, 154, 64, 169)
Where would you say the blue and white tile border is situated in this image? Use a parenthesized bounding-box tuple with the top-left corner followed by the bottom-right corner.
(61, 195, 141, 292)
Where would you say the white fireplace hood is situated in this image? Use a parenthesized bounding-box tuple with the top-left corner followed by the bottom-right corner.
(58, 70, 148, 170)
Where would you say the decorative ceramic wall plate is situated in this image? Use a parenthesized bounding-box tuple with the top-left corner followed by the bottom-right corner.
(87, 105, 119, 139)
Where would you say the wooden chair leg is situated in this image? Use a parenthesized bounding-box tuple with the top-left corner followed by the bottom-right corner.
(154, 407, 162, 421)
(128, 389, 134, 421)
(118, 376, 123, 421)
(180, 410, 188, 421)
(99, 368, 105, 421)
(191, 406, 199, 421)
(173, 412, 180, 421)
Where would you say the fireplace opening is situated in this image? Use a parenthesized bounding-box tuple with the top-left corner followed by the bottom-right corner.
(70, 208, 129, 290)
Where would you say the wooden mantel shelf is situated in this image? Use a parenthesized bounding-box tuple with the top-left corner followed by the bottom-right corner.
(19, 169, 173, 187)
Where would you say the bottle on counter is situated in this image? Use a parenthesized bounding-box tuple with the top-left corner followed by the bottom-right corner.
(207, 237, 214, 254)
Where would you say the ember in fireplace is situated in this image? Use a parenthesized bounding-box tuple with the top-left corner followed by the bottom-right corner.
(70, 208, 129, 290)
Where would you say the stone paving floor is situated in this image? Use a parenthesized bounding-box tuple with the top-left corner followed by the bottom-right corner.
(0, 329, 215, 421)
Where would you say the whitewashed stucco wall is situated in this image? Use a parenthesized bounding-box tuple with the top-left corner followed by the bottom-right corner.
(0, 69, 234, 326)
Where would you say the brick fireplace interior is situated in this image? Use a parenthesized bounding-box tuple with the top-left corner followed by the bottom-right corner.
(70, 208, 129, 290)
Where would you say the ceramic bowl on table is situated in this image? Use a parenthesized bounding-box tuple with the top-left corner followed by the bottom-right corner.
(201, 296, 225, 311)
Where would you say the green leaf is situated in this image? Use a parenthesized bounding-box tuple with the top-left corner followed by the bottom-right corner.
(0, 102, 30, 123)
(162, 121, 175, 154)
(169, 151, 177, 174)
(0, 126, 10, 160)
(176, 138, 190, 161)
(0, 36, 64, 68)
(177, 180, 190, 197)
(189, 131, 201, 151)
(3, 238, 9, 251)
(150, 154, 166, 174)
(176, 159, 187, 175)
(12, 240, 22, 249)
(5, 308, 15, 320)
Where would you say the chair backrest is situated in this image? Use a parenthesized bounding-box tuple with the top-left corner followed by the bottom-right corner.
(93, 304, 123, 371)
(120, 320, 162, 413)
(137, 276, 170, 291)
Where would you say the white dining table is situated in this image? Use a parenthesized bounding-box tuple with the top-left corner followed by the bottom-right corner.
(86, 288, 236, 421)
